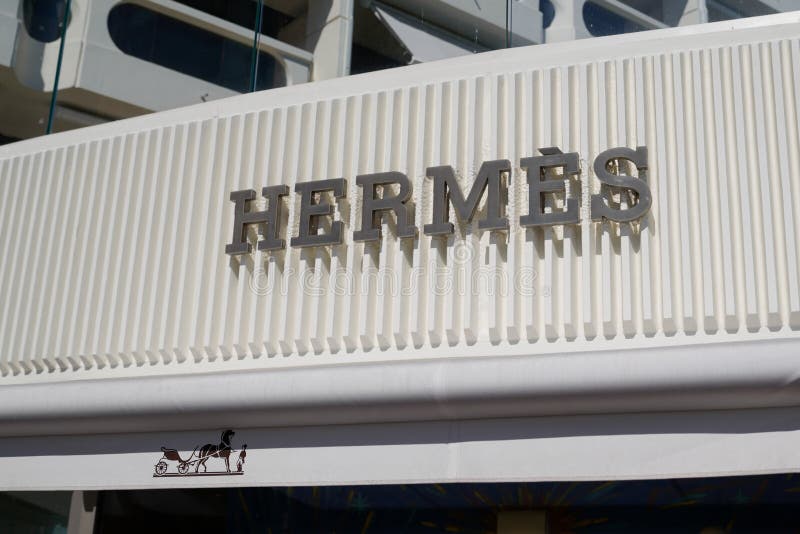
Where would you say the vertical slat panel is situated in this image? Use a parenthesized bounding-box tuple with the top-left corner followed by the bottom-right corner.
(780, 40, 800, 329)
(49, 142, 92, 371)
(234, 114, 259, 358)
(326, 98, 349, 352)
(760, 42, 791, 328)
(118, 131, 157, 364)
(740, 44, 770, 329)
(2, 29, 800, 383)
(285, 103, 306, 354)
(142, 128, 176, 362)
(680, 52, 704, 334)
(35, 146, 78, 371)
(13, 148, 58, 372)
(551, 67, 566, 340)
(624, 58, 643, 337)
(0, 156, 30, 374)
(662, 53, 685, 334)
(587, 63, 602, 339)
(0, 157, 16, 374)
(530, 70, 546, 342)
(357, 94, 377, 350)
(264, 109, 287, 355)
(700, 49, 727, 333)
(412, 85, 435, 348)
(99, 133, 139, 365)
(568, 65, 584, 341)
(151, 128, 186, 362)
(208, 115, 240, 359)
(643, 56, 664, 336)
(720, 48, 749, 332)
(164, 124, 200, 362)
(342, 96, 363, 351)
(605, 60, 623, 338)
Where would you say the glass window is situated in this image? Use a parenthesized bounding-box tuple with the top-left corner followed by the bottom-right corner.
(107, 3, 285, 93)
(583, 1, 647, 37)
(0, 134, 20, 146)
(23, 0, 799, 141)
(0, 491, 70, 534)
(93, 476, 800, 533)
(350, 2, 409, 75)
(540, 0, 556, 29)
(173, 0, 295, 40)
(617, 0, 669, 24)
(707, 0, 777, 22)
(23, 0, 69, 43)
(350, 43, 406, 76)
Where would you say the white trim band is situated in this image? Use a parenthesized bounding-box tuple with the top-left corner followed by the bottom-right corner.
(2, 337, 799, 437)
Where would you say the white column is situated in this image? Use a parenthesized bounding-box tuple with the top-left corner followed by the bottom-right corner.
(497, 510, 548, 534)
(544, 0, 590, 43)
(306, 0, 355, 81)
(66, 491, 96, 534)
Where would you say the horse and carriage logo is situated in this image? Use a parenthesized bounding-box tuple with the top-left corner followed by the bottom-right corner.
(154, 429, 247, 477)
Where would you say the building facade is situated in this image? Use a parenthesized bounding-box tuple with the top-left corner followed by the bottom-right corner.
(2, 2, 800, 533)
(0, 0, 795, 142)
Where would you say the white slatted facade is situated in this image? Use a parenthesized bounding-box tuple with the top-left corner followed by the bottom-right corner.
(2, 18, 800, 383)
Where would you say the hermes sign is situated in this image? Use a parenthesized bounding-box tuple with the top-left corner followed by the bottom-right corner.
(225, 146, 650, 255)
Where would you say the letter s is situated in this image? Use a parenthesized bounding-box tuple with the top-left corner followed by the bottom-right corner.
(590, 146, 651, 223)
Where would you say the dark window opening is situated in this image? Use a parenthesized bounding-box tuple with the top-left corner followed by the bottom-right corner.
(0, 492, 69, 533)
(349, 2, 411, 76)
(350, 43, 405, 76)
(617, 0, 670, 25)
(93, 475, 800, 533)
(707, 0, 777, 22)
(173, 0, 294, 40)
(107, 3, 285, 93)
(540, 0, 555, 29)
(583, 1, 647, 37)
(0, 134, 20, 146)
(23, 0, 69, 43)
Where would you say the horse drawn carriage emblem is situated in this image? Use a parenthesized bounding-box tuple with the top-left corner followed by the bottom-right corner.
(154, 429, 247, 477)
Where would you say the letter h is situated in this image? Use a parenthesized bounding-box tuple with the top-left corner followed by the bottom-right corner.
(225, 186, 289, 255)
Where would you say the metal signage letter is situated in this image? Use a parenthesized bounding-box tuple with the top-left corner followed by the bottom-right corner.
(520, 147, 580, 227)
(225, 186, 289, 255)
(423, 159, 512, 236)
(354, 172, 417, 242)
(590, 146, 651, 223)
(290, 178, 347, 247)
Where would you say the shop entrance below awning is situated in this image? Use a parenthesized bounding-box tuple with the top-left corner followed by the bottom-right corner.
(16, 474, 800, 534)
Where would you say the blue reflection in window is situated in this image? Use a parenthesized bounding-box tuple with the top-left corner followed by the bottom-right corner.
(24, 0, 69, 43)
(539, 0, 555, 29)
(583, 1, 646, 37)
(107, 3, 284, 93)
(707, 0, 775, 22)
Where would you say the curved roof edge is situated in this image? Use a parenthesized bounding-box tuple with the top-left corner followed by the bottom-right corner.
(1, 336, 799, 437)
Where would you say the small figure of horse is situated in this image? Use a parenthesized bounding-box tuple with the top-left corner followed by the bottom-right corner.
(196, 429, 235, 473)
